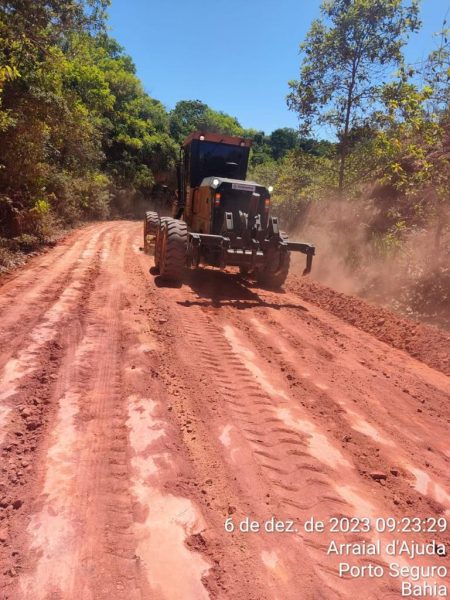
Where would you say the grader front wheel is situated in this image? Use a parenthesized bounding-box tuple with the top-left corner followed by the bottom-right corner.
(256, 233, 291, 289)
(158, 218, 187, 283)
(154, 216, 171, 272)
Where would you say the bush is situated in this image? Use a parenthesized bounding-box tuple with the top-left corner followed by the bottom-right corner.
(13, 233, 42, 253)
(0, 246, 14, 269)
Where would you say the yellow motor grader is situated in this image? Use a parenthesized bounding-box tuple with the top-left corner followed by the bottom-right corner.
(144, 131, 314, 287)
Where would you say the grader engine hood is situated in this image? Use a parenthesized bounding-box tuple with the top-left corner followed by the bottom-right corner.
(201, 177, 271, 236)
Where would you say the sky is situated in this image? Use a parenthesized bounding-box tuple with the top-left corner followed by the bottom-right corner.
(107, 0, 450, 134)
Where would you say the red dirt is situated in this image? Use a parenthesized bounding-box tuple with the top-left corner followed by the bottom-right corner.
(288, 278, 450, 377)
(0, 221, 449, 600)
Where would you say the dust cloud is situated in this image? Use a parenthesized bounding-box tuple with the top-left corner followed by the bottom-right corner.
(288, 198, 450, 330)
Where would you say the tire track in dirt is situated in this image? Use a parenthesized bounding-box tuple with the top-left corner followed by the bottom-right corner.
(217, 320, 398, 597)
(3, 222, 215, 600)
(244, 293, 450, 514)
(149, 257, 449, 598)
(0, 227, 111, 446)
(116, 229, 212, 600)
(146, 284, 375, 598)
(15, 226, 144, 600)
(131, 239, 274, 600)
(0, 229, 109, 597)
(0, 224, 111, 343)
(228, 309, 450, 558)
(233, 305, 450, 515)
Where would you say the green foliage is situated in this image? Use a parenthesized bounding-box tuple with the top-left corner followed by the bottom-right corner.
(424, 24, 450, 109)
(370, 80, 449, 234)
(250, 149, 337, 226)
(0, 1, 177, 239)
(287, 0, 420, 190)
(269, 128, 299, 160)
(248, 158, 282, 187)
(169, 100, 243, 144)
(169, 100, 209, 142)
(245, 128, 335, 169)
(245, 130, 272, 167)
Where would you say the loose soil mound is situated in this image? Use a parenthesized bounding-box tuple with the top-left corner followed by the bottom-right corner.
(288, 276, 450, 376)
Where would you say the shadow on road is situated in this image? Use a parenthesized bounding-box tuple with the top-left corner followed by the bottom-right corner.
(176, 269, 309, 312)
(154, 277, 183, 289)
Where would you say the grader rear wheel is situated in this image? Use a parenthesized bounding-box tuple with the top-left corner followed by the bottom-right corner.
(143, 211, 159, 254)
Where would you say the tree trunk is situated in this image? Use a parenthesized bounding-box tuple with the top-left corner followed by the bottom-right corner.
(339, 90, 353, 195)
(338, 148, 346, 194)
(339, 55, 358, 195)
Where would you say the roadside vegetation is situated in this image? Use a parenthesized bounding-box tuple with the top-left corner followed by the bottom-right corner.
(281, 0, 449, 327)
(0, 0, 448, 325)
(0, 0, 176, 267)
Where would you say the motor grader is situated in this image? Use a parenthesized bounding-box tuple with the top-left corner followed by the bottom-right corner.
(143, 131, 315, 287)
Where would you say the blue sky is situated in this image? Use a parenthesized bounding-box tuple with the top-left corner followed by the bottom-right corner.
(107, 0, 450, 134)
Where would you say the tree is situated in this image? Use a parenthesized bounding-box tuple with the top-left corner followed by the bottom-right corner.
(92, 35, 176, 189)
(287, 0, 420, 192)
(201, 108, 242, 137)
(169, 100, 209, 143)
(169, 100, 243, 143)
(242, 129, 272, 167)
(0, 0, 177, 239)
(269, 128, 299, 159)
(423, 21, 450, 110)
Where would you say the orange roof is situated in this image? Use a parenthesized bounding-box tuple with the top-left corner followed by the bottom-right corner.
(183, 131, 252, 148)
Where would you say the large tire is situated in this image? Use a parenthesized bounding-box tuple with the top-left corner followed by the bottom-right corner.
(256, 232, 291, 289)
(158, 218, 187, 282)
(154, 216, 171, 271)
(143, 211, 159, 254)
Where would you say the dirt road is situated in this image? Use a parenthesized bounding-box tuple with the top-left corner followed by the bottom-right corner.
(0, 221, 449, 599)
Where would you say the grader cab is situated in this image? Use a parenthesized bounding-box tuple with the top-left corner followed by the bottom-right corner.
(144, 131, 315, 287)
